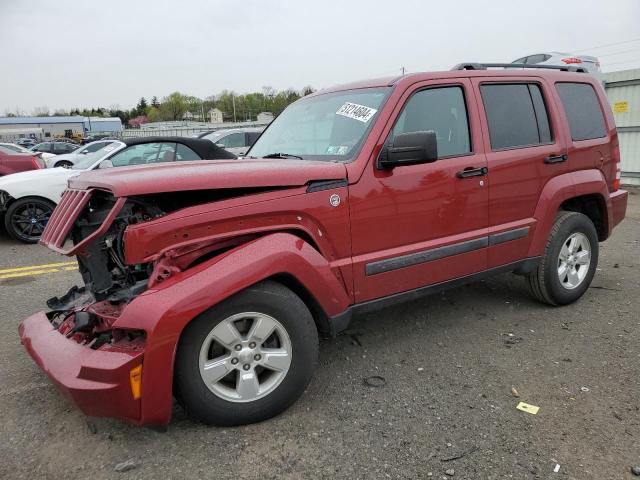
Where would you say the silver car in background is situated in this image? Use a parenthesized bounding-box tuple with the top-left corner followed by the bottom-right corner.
(195, 127, 264, 156)
(512, 52, 603, 83)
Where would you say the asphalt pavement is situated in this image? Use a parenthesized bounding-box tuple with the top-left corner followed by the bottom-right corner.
(0, 189, 638, 479)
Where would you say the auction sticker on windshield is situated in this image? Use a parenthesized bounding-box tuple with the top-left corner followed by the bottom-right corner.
(336, 102, 377, 123)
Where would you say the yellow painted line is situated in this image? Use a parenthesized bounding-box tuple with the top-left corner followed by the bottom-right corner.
(63, 266, 77, 271)
(0, 261, 77, 275)
(0, 268, 60, 279)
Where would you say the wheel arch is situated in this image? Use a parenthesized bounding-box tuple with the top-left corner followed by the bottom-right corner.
(560, 193, 608, 241)
(528, 169, 611, 257)
(112, 232, 352, 424)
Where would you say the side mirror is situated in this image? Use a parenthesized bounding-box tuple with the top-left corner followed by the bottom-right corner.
(99, 159, 113, 169)
(376, 131, 438, 170)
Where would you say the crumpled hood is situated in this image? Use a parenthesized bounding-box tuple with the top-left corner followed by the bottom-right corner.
(69, 159, 347, 197)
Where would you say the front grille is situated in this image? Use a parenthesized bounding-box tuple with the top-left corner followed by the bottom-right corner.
(40, 189, 91, 252)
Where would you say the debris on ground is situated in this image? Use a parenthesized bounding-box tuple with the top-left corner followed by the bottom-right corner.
(580, 386, 590, 392)
(86, 420, 97, 434)
(511, 386, 519, 397)
(516, 402, 540, 415)
(363, 375, 386, 387)
(350, 334, 362, 347)
(631, 466, 640, 476)
(445, 468, 455, 476)
(441, 445, 479, 462)
(114, 459, 140, 473)
(553, 463, 560, 473)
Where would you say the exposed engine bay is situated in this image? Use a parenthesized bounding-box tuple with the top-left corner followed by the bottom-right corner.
(45, 187, 278, 347)
(47, 190, 162, 311)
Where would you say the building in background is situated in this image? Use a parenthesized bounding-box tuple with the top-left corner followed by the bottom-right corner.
(0, 116, 123, 139)
(85, 117, 123, 134)
(208, 108, 223, 123)
(257, 112, 274, 123)
(605, 68, 640, 186)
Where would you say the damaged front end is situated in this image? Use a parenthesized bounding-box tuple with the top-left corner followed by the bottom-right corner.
(43, 189, 160, 348)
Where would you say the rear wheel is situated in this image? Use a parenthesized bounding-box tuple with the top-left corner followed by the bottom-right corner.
(54, 160, 73, 168)
(526, 211, 598, 305)
(4, 197, 55, 244)
(174, 281, 318, 426)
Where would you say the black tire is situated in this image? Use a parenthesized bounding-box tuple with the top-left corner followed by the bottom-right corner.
(4, 197, 56, 244)
(54, 161, 73, 168)
(526, 211, 598, 306)
(174, 280, 319, 426)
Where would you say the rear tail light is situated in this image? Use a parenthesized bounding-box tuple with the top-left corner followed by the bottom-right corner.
(612, 141, 621, 192)
(31, 156, 46, 169)
(561, 57, 583, 64)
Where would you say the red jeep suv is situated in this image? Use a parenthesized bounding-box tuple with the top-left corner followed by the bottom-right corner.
(19, 64, 627, 427)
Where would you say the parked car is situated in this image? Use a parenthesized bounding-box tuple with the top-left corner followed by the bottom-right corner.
(19, 65, 627, 428)
(0, 151, 45, 177)
(511, 52, 603, 82)
(82, 132, 114, 144)
(0, 137, 235, 243)
(30, 141, 79, 155)
(16, 138, 37, 147)
(0, 143, 56, 163)
(196, 127, 264, 156)
(43, 140, 116, 168)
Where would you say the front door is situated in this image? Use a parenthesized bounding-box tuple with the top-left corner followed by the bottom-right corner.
(349, 79, 489, 302)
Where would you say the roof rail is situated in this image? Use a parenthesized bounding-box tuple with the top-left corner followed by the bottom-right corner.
(451, 63, 588, 73)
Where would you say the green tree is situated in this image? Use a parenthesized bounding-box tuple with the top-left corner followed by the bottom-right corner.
(135, 97, 148, 116)
(147, 106, 162, 122)
(160, 92, 188, 120)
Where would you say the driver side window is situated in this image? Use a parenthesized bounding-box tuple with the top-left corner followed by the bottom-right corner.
(217, 133, 245, 148)
(109, 143, 168, 167)
(390, 86, 471, 158)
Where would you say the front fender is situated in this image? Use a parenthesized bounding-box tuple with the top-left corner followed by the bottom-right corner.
(113, 232, 351, 424)
(527, 169, 608, 256)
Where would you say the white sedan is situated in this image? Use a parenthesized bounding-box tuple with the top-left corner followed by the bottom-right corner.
(43, 140, 117, 168)
(0, 137, 235, 243)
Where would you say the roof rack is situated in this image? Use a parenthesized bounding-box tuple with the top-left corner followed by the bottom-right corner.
(451, 63, 588, 73)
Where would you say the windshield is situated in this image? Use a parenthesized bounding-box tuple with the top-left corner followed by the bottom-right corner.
(248, 87, 389, 162)
(71, 142, 123, 170)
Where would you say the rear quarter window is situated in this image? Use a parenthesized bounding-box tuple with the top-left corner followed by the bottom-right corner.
(555, 83, 606, 141)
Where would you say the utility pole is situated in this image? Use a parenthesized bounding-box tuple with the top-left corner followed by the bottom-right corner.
(232, 95, 236, 123)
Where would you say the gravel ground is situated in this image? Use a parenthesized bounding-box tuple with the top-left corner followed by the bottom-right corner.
(0, 188, 638, 480)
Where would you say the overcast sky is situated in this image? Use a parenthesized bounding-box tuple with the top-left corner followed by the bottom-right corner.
(1, 0, 639, 114)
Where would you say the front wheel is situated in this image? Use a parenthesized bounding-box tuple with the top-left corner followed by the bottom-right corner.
(174, 281, 319, 426)
(4, 197, 55, 243)
(526, 211, 598, 305)
(54, 160, 73, 168)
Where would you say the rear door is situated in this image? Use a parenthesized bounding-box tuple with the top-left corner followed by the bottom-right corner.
(349, 78, 489, 302)
(471, 77, 569, 267)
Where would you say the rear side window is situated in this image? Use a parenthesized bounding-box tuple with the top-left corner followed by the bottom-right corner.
(555, 83, 606, 141)
(480, 83, 552, 150)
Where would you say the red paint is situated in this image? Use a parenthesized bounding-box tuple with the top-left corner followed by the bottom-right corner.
(0, 152, 43, 175)
(70, 159, 346, 196)
(21, 68, 627, 425)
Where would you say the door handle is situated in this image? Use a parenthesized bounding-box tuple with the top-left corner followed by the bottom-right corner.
(456, 166, 488, 178)
(544, 154, 568, 164)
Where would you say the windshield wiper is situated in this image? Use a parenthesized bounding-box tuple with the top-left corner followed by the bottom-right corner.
(261, 152, 304, 160)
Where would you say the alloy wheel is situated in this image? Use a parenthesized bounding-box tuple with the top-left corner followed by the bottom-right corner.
(557, 232, 591, 290)
(198, 312, 292, 403)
